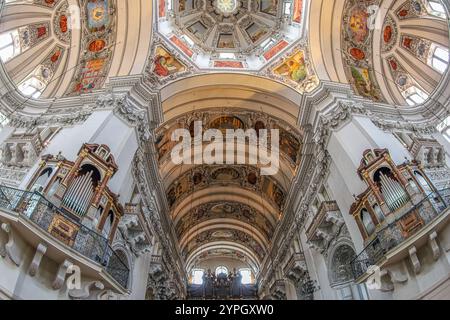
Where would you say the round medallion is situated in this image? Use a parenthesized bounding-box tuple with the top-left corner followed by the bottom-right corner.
(214, 0, 238, 14)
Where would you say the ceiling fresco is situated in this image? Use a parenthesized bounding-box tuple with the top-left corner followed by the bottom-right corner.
(175, 201, 275, 241)
(341, 0, 449, 105)
(66, 0, 116, 95)
(155, 109, 304, 271)
(0, 0, 117, 98)
(155, 0, 307, 71)
(181, 228, 266, 262)
(155, 110, 303, 169)
(166, 164, 287, 211)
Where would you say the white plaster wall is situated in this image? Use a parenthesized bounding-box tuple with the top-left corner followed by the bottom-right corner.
(128, 252, 152, 300)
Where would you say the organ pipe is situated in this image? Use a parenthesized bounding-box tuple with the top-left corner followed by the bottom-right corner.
(76, 171, 93, 215)
(78, 172, 94, 215)
(63, 170, 95, 216)
(380, 173, 409, 211)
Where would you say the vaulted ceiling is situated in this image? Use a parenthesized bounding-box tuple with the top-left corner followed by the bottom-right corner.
(0, 0, 449, 275)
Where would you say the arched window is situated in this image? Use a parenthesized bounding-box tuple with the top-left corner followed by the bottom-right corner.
(17, 76, 46, 99)
(239, 268, 253, 284)
(215, 266, 228, 276)
(329, 245, 356, 286)
(404, 86, 429, 106)
(0, 30, 20, 62)
(361, 209, 375, 236)
(32, 167, 53, 192)
(191, 269, 204, 285)
(428, 45, 449, 73)
(94, 206, 104, 228)
(414, 171, 433, 194)
(426, 0, 446, 18)
(47, 177, 61, 197)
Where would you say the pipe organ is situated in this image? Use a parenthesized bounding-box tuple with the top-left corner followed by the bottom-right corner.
(378, 172, 409, 211)
(350, 149, 436, 241)
(27, 144, 123, 243)
(62, 170, 95, 216)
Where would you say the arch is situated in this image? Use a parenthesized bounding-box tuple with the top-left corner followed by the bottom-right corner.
(328, 243, 357, 287)
(360, 208, 375, 236)
(215, 266, 228, 276)
(31, 166, 53, 192)
(111, 244, 133, 290)
(159, 73, 303, 126)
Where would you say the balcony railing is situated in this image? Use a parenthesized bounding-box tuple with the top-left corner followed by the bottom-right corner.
(350, 188, 450, 280)
(0, 185, 129, 289)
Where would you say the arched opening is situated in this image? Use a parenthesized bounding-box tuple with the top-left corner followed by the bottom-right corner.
(215, 266, 228, 277)
(102, 211, 115, 239)
(31, 167, 53, 192)
(360, 208, 375, 236)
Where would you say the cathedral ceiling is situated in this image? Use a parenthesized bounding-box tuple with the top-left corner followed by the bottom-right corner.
(0, 0, 449, 274)
(0, 0, 152, 98)
(154, 105, 304, 272)
(0, 0, 447, 104)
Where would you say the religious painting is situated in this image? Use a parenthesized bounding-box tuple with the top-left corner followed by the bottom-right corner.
(153, 46, 186, 78)
(209, 116, 245, 133)
(383, 25, 392, 43)
(350, 66, 380, 100)
(86, 0, 110, 32)
(262, 178, 285, 209)
(88, 39, 106, 52)
(259, 0, 278, 15)
(170, 35, 194, 57)
(35, 0, 59, 7)
(211, 167, 240, 181)
(213, 61, 244, 68)
(263, 40, 288, 61)
(292, 0, 303, 23)
(179, 0, 194, 11)
(278, 128, 300, 163)
(348, 47, 365, 60)
(347, 4, 369, 43)
(274, 50, 308, 83)
(73, 58, 106, 93)
(159, 0, 166, 17)
(245, 23, 268, 43)
(59, 14, 68, 33)
(217, 34, 235, 49)
(187, 21, 208, 39)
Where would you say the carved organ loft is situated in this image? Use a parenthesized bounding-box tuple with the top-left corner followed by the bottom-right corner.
(0, 0, 449, 301)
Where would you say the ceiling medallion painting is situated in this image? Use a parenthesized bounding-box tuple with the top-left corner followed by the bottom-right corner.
(155, 0, 307, 71)
(267, 44, 319, 93)
(53, 1, 72, 44)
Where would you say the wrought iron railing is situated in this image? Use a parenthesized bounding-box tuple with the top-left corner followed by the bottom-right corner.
(350, 189, 450, 280)
(0, 185, 129, 289)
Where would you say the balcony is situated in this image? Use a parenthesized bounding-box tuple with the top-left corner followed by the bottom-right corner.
(0, 185, 129, 290)
(350, 188, 450, 281)
(306, 201, 344, 253)
(283, 253, 308, 283)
